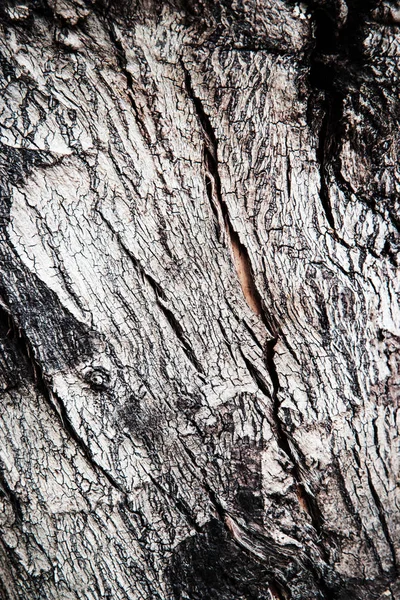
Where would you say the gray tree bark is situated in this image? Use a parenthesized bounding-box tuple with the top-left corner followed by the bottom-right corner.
(0, 1, 399, 598)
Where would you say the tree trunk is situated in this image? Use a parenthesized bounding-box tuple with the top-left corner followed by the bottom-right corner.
(0, 1, 399, 598)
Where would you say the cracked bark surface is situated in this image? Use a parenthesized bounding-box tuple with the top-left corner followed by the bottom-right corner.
(0, 1, 399, 598)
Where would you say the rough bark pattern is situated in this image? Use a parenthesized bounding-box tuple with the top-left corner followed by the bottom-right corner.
(0, 0, 399, 598)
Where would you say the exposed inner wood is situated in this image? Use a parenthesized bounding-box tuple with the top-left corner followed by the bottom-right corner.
(229, 227, 263, 318)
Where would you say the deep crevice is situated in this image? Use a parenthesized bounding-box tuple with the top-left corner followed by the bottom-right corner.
(182, 61, 275, 334)
(0, 462, 23, 525)
(49, 384, 127, 494)
(97, 205, 205, 374)
(156, 300, 205, 374)
(239, 350, 271, 398)
(334, 457, 384, 575)
(315, 102, 341, 234)
(366, 468, 398, 575)
(96, 206, 167, 301)
(182, 59, 333, 587)
(265, 336, 327, 548)
(306, 0, 379, 241)
(106, 21, 152, 145)
(150, 474, 203, 534)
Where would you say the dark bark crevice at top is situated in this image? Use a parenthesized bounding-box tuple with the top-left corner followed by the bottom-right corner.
(306, 0, 400, 249)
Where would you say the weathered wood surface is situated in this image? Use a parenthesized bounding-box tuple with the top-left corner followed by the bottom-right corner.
(0, 1, 399, 598)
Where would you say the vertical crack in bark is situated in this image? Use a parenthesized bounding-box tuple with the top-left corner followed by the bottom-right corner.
(266, 336, 327, 545)
(96, 205, 167, 301)
(181, 61, 330, 566)
(334, 457, 385, 574)
(307, 0, 378, 248)
(149, 474, 203, 534)
(366, 468, 398, 574)
(316, 105, 340, 233)
(307, 2, 397, 573)
(155, 300, 205, 374)
(182, 61, 273, 331)
(314, 96, 350, 251)
(306, 0, 342, 236)
(96, 206, 205, 374)
(0, 461, 23, 525)
(106, 21, 152, 145)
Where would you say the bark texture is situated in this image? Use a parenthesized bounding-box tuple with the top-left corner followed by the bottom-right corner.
(0, 1, 399, 598)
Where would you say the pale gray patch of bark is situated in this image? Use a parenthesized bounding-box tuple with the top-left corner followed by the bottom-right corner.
(0, 1, 399, 598)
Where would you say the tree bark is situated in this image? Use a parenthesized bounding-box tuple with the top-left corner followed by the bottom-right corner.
(0, 1, 399, 598)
